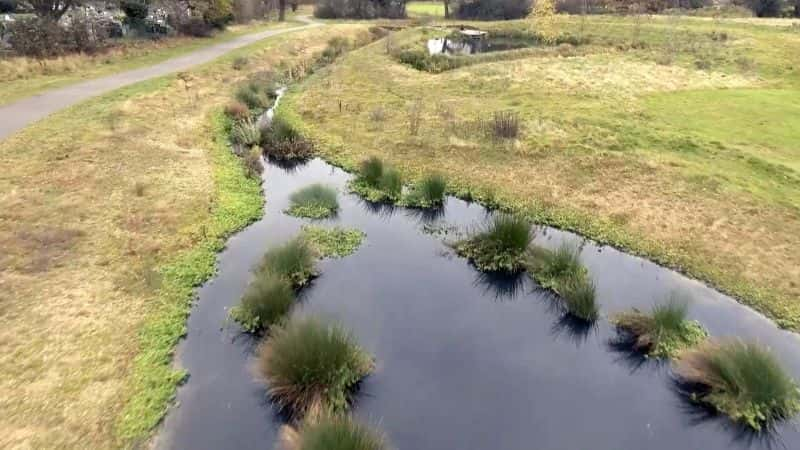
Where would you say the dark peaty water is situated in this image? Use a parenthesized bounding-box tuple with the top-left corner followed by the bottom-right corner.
(155, 158, 800, 450)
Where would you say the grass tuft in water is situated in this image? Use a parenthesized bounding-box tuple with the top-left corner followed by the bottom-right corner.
(281, 415, 388, 450)
(286, 184, 339, 219)
(557, 275, 599, 322)
(230, 271, 294, 333)
(350, 157, 403, 203)
(404, 173, 447, 208)
(359, 156, 384, 187)
(257, 237, 318, 287)
(613, 294, 707, 358)
(257, 316, 374, 420)
(455, 214, 532, 272)
(301, 225, 365, 258)
(675, 339, 800, 430)
(525, 243, 584, 290)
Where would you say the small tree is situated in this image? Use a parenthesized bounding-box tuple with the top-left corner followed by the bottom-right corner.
(0, 0, 17, 14)
(279, 0, 286, 20)
(530, 0, 556, 43)
(443, 0, 450, 17)
(121, 0, 149, 24)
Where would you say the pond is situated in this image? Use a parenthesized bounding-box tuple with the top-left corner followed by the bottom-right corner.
(427, 34, 531, 56)
(153, 155, 800, 450)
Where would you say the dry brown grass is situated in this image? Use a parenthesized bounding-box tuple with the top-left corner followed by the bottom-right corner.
(0, 24, 369, 449)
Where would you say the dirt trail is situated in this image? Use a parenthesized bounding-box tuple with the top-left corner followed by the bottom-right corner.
(0, 17, 320, 141)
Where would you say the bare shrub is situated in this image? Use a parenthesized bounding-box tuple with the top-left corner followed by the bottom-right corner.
(225, 101, 251, 121)
(489, 111, 520, 140)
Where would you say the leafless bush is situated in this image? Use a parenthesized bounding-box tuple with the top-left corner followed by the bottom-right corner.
(489, 111, 520, 140)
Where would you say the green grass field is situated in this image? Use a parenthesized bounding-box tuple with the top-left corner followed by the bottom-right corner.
(282, 15, 800, 330)
(407, 1, 446, 17)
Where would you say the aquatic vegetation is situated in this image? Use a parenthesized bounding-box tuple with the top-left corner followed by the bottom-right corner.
(350, 157, 403, 203)
(525, 243, 585, 290)
(674, 339, 800, 430)
(301, 225, 365, 258)
(287, 184, 339, 219)
(231, 118, 261, 147)
(242, 146, 264, 180)
(261, 115, 315, 160)
(230, 271, 295, 333)
(379, 167, 403, 200)
(280, 415, 388, 450)
(359, 156, 385, 187)
(257, 316, 374, 419)
(455, 214, 533, 272)
(257, 238, 318, 287)
(404, 173, 447, 208)
(235, 79, 273, 111)
(557, 275, 599, 322)
(612, 295, 708, 358)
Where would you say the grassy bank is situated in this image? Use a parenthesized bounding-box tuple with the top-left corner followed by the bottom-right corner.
(0, 19, 297, 106)
(0, 23, 369, 449)
(281, 16, 800, 330)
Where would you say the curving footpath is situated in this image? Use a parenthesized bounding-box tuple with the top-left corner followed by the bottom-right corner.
(0, 17, 320, 141)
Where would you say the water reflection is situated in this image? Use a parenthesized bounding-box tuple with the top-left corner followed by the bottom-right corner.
(471, 270, 527, 301)
(404, 205, 446, 225)
(427, 36, 532, 56)
(550, 313, 598, 346)
(605, 335, 665, 374)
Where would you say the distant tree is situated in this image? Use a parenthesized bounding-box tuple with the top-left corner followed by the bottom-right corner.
(453, 0, 532, 20)
(744, 0, 782, 16)
(279, 0, 285, 19)
(0, 0, 17, 14)
(443, 0, 450, 17)
(121, 0, 149, 23)
(794, 0, 799, 17)
(28, 0, 83, 19)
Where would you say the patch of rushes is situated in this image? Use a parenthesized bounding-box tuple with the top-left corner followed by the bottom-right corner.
(349, 156, 403, 203)
(230, 271, 295, 333)
(286, 184, 339, 219)
(454, 214, 533, 273)
(301, 225, 366, 258)
(612, 295, 708, 358)
(256, 237, 319, 288)
(257, 316, 375, 420)
(402, 173, 447, 208)
(280, 414, 389, 450)
(230, 237, 318, 333)
(525, 243, 599, 322)
(675, 339, 800, 431)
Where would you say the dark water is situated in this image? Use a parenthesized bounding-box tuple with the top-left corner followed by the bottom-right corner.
(427, 36, 530, 56)
(155, 158, 800, 450)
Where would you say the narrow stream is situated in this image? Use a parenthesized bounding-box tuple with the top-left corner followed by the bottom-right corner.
(154, 153, 800, 449)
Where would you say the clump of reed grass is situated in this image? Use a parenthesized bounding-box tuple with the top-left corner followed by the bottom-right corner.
(257, 316, 374, 420)
(257, 238, 318, 287)
(287, 184, 339, 219)
(404, 174, 446, 208)
(261, 114, 315, 160)
(351, 157, 403, 203)
(455, 214, 532, 272)
(612, 295, 707, 358)
(279, 415, 388, 450)
(557, 276, 599, 322)
(525, 243, 584, 290)
(235, 79, 272, 111)
(232, 117, 261, 147)
(230, 271, 294, 333)
(243, 146, 264, 179)
(359, 157, 384, 187)
(675, 339, 800, 430)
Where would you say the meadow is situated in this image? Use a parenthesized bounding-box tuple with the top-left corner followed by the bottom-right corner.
(282, 14, 800, 331)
